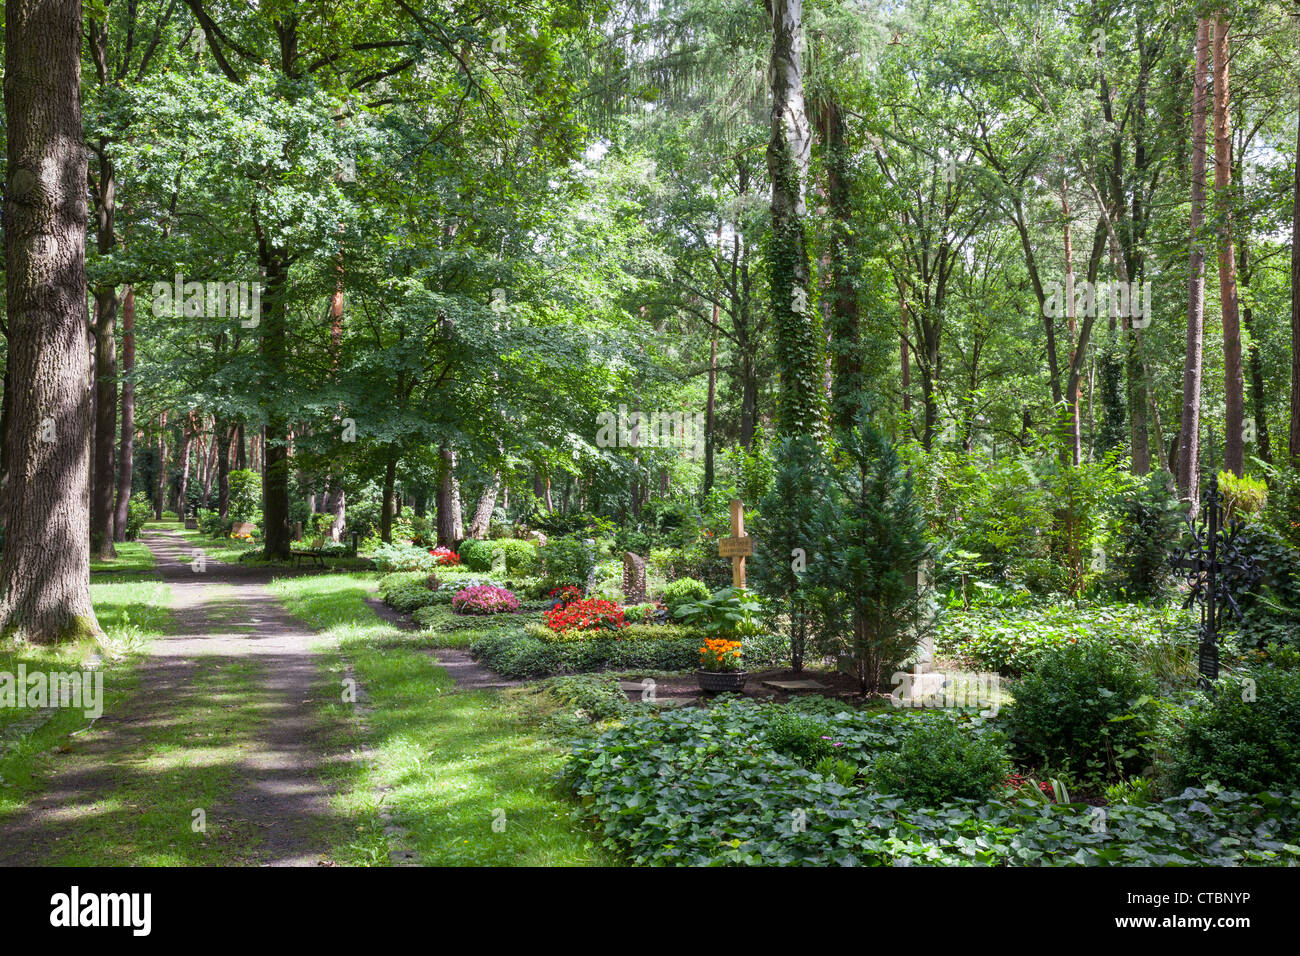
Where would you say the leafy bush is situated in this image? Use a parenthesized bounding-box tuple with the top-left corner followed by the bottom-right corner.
(414, 604, 513, 633)
(622, 602, 661, 623)
(937, 603, 1196, 675)
(1109, 471, 1183, 599)
(539, 536, 596, 591)
(870, 718, 1010, 805)
(565, 698, 1300, 866)
(370, 542, 436, 572)
(1165, 668, 1300, 794)
(763, 710, 838, 767)
(536, 675, 636, 724)
(458, 538, 538, 573)
(1232, 523, 1300, 651)
(673, 586, 763, 639)
(124, 494, 153, 541)
(472, 629, 704, 678)
(383, 582, 444, 614)
(660, 576, 710, 611)
(196, 508, 232, 539)
(1218, 470, 1268, 524)
(452, 584, 520, 615)
(1007, 641, 1158, 783)
(227, 468, 261, 522)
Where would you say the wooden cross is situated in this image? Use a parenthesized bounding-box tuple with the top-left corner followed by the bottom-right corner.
(717, 499, 753, 588)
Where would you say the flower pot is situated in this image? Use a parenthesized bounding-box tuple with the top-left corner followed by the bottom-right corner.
(696, 669, 748, 694)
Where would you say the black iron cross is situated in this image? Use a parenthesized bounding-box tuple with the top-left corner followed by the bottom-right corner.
(1170, 473, 1263, 692)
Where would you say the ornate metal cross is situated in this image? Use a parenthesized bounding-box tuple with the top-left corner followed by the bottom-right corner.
(1170, 473, 1263, 692)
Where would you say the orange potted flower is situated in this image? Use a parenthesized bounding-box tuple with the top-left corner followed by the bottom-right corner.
(696, 638, 747, 693)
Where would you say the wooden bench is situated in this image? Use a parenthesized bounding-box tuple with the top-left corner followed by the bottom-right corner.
(292, 534, 327, 569)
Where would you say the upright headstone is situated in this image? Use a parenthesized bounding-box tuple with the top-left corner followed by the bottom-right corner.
(622, 552, 647, 604)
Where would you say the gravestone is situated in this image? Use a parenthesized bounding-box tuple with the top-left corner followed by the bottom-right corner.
(717, 499, 753, 588)
(622, 552, 647, 604)
(231, 521, 256, 537)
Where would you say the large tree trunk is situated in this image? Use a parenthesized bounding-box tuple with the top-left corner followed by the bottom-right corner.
(436, 443, 463, 546)
(174, 415, 195, 520)
(0, 0, 101, 642)
(112, 286, 135, 540)
(816, 96, 862, 432)
(90, 288, 117, 556)
(766, 0, 823, 441)
(216, 420, 232, 519)
(1213, 15, 1246, 477)
(154, 412, 167, 519)
(1292, 30, 1300, 463)
(380, 450, 397, 543)
(466, 472, 500, 539)
(88, 8, 117, 558)
(259, 252, 292, 558)
(1180, 19, 1210, 506)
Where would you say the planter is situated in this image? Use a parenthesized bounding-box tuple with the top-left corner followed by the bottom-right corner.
(696, 669, 748, 694)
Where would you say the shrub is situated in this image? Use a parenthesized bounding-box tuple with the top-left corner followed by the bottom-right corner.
(539, 536, 595, 591)
(525, 621, 705, 645)
(870, 718, 1010, 805)
(673, 586, 763, 639)
(124, 494, 153, 541)
(452, 584, 520, 615)
(383, 583, 444, 614)
(621, 601, 660, 623)
(227, 468, 261, 522)
(196, 508, 232, 539)
(1165, 668, 1300, 794)
(1108, 472, 1183, 599)
(1007, 641, 1158, 783)
(370, 543, 436, 573)
(536, 675, 636, 723)
(764, 711, 838, 767)
(472, 630, 705, 678)
(459, 538, 538, 573)
(661, 576, 710, 611)
(1218, 470, 1268, 524)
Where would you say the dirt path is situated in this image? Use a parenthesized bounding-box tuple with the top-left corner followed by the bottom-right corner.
(0, 529, 347, 866)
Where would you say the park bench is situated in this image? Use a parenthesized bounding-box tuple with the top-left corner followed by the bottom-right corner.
(292, 534, 328, 569)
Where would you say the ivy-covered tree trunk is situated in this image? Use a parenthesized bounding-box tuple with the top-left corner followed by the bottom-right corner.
(0, 0, 101, 642)
(1180, 19, 1210, 506)
(765, 0, 824, 442)
(1213, 15, 1245, 477)
(816, 96, 864, 433)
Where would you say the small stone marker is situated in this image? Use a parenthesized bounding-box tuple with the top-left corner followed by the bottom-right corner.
(622, 551, 647, 604)
(231, 521, 256, 537)
(718, 499, 753, 588)
(761, 679, 828, 692)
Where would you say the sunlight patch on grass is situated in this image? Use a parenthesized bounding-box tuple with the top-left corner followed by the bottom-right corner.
(269, 572, 617, 867)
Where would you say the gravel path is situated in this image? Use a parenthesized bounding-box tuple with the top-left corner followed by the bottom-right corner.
(0, 529, 345, 866)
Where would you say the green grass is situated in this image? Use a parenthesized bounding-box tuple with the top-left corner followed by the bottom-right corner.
(90, 541, 157, 575)
(269, 572, 618, 866)
(0, 577, 173, 839)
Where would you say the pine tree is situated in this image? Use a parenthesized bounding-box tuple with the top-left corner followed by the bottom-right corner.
(811, 412, 935, 694)
(750, 434, 827, 672)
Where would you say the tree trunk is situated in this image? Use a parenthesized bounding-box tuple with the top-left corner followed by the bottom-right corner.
(1213, 15, 1246, 477)
(817, 96, 862, 432)
(154, 412, 167, 519)
(436, 443, 463, 546)
(1180, 18, 1210, 506)
(766, 0, 823, 441)
(380, 450, 397, 543)
(216, 421, 232, 519)
(1292, 26, 1300, 463)
(91, 288, 117, 556)
(0, 0, 101, 642)
(112, 286, 135, 540)
(466, 472, 500, 539)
